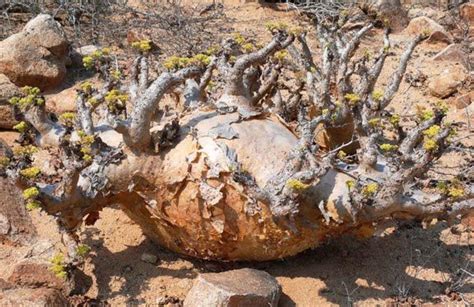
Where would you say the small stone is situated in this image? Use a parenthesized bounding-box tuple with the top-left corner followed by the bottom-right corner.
(141, 252, 158, 264)
(452, 93, 472, 109)
(0, 213, 10, 235)
(428, 69, 466, 98)
(0, 74, 20, 129)
(460, 3, 474, 23)
(184, 268, 281, 307)
(178, 261, 194, 271)
(432, 44, 468, 68)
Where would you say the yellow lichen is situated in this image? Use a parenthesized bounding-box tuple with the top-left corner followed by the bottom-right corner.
(76, 244, 91, 258)
(59, 112, 76, 127)
(13, 121, 28, 133)
(242, 43, 254, 53)
(286, 178, 310, 192)
(368, 118, 380, 128)
(265, 21, 288, 32)
(337, 150, 347, 159)
(274, 50, 288, 61)
(345, 180, 355, 190)
(83, 56, 94, 69)
(344, 93, 360, 105)
(389, 114, 400, 126)
(379, 143, 398, 152)
(26, 200, 41, 211)
(371, 89, 384, 101)
(20, 167, 41, 179)
(233, 33, 246, 45)
(13, 145, 38, 156)
(0, 157, 10, 168)
(80, 81, 93, 93)
(362, 182, 378, 197)
(437, 180, 465, 199)
(423, 138, 438, 151)
(422, 125, 440, 138)
(448, 187, 465, 198)
(23, 187, 39, 200)
(49, 253, 67, 279)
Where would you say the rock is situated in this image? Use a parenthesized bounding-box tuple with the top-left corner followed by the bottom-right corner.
(0, 213, 10, 235)
(0, 177, 37, 244)
(452, 92, 473, 109)
(428, 69, 466, 98)
(0, 288, 68, 306)
(141, 252, 158, 264)
(45, 86, 77, 113)
(0, 14, 69, 90)
(460, 3, 474, 23)
(0, 74, 20, 103)
(0, 74, 20, 129)
(70, 45, 99, 67)
(183, 268, 281, 307)
(0, 278, 14, 290)
(408, 7, 443, 21)
(432, 44, 469, 68)
(8, 262, 66, 291)
(404, 16, 452, 44)
(371, 0, 409, 32)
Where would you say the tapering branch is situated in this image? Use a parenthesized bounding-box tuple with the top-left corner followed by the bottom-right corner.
(379, 34, 426, 110)
(127, 66, 202, 150)
(224, 32, 294, 97)
(336, 23, 374, 98)
(250, 64, 281, 105)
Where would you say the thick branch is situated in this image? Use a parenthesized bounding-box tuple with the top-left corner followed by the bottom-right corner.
(128, 67, 202, 150)
(250, 64, 281, 105)
(225, 32, 294, 97)
(23, 105, 65, 146)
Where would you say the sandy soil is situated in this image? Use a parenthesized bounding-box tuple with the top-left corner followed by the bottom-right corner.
(16, 205, 468, 306)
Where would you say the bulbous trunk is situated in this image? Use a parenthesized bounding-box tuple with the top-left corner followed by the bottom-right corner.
(96, 111, 354, 261)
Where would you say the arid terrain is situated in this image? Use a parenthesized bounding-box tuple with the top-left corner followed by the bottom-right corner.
(0, 0, 473, 306)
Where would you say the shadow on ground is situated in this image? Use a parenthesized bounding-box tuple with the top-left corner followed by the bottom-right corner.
(80, 219, 472, 305)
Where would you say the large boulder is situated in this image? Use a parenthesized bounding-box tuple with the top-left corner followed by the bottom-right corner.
(404, 16, 452, 44)
(0, 74, 20, 129)
(0, 14, 69, 90)
(184, 268, 281, 307)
